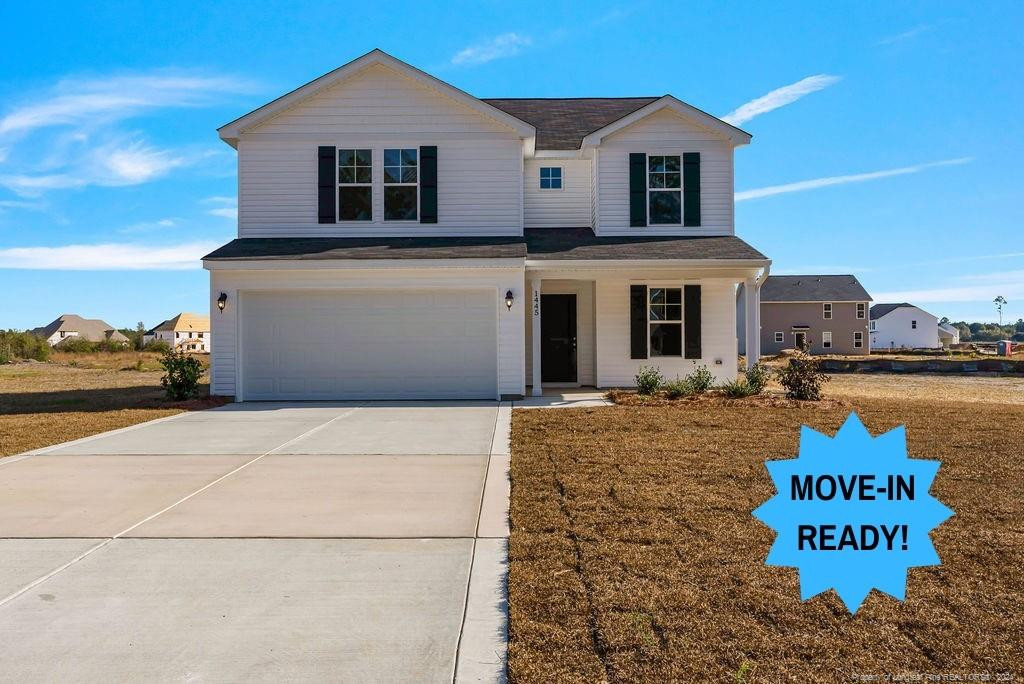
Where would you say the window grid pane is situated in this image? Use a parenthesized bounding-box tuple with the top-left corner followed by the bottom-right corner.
(384, 148, 417, 185)
(338, 149, 372, 186)
(649, 287, 683, 356)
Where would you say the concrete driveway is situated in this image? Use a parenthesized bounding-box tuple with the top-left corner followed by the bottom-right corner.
(0, 401, 511, 683)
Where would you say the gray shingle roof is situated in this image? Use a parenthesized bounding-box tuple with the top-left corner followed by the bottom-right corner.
(870, 302, 915, 319)
(482, 98, 659, 150)
(202, 229, 767, 262)
(31, 314, 129, 342)
(760, 275, 872, 302)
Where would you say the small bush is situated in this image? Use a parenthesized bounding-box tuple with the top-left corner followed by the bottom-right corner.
(719, 378, 757, 398)
(663, 377, 696, 399)
(55, 336, 97, 353)
(685, 365, 715, 394)
(776, 353, 830, 401)
(144, 339, 171, 353)
(95, 338, 128, 352)
(160, 349, 204, 401)
(0, 330, 51, 363)
(634, 365, 664, 395)
(745, 363, 771, 394)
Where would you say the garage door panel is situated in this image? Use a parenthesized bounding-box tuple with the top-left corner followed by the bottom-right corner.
(242, 290, 497, 400)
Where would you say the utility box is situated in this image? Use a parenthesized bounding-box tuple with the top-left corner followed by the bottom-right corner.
(997, 340, 1013, 356)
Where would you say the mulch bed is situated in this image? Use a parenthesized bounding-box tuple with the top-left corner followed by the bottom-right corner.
(508, 397, 1024, 682)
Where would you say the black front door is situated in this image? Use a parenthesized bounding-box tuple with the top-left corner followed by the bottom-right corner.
(541, 294, 577, 383)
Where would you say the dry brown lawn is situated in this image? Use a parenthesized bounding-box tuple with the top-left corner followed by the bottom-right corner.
(509, 395, 1024, 682)
(0, 357, 224, 457)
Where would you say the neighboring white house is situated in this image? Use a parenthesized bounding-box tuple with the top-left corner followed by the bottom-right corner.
(203, 49, 770, 400)
(870, 303, 941, 350)
(30, 314, 129, 347)
(144, 313, 211, 352)
(938, 322, 960, 347)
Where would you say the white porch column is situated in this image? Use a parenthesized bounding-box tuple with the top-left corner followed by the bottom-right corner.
(744, 276, 760, 367)
(530, 278, 542, 396)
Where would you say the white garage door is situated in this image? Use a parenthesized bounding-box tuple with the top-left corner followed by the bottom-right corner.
(241, 289, 497, 400)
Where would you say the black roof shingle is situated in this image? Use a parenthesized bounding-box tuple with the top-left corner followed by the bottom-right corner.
(482, 97, 659, 150)
(760, 275, 872, 302)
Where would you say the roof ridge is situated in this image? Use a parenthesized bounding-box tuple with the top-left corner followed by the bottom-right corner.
(482, 96, 661, 101)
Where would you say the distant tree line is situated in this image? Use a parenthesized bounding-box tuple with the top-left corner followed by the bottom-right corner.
(943, 317, 1024, 342)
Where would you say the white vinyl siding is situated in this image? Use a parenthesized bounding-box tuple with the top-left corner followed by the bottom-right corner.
(523, 158, 592, 228)
(594, 277, 737, 385)
(596, 108, 735, 236)
(236, 63, 523, 237)
(869, 306, 941, 350)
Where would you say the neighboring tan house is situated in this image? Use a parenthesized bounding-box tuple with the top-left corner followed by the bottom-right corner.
(870, 303, 940, 350)
(202, 49, 770, 401)
(144, 313, 211, 352)
(30, 314, 129, 347)
(938, 322, 960, 347)
(738, 275, 872, 356)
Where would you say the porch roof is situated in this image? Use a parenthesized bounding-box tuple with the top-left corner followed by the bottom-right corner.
(523, 228, 767, 261)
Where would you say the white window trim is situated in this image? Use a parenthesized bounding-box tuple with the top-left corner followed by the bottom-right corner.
(856, 302, 866, 319)
(823, 302, 833, 320)
(822, 331, 832, 349)
(383, 147, 420, 223)
(911, 320, 917, 329)
(335, 147, 373, 223)
(854, 331, 864, 348)
(645, 153, 684, 227)
(774, 331, 784, 343)
(539, 166, 564, 191)
(647, 284, 684, 358)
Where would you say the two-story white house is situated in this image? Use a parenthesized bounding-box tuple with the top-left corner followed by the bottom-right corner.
(203, 49, 770, 400)
(870, 303, 941, 350)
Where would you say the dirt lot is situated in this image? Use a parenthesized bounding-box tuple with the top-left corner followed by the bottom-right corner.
(0, 356, 222, 457)
(508, 395, 1023, 682)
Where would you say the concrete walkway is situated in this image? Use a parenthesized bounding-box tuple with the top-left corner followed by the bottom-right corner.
(0, 401, 510, 683)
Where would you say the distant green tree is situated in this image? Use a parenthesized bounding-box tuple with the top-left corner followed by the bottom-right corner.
(993, 296, 1007, 325)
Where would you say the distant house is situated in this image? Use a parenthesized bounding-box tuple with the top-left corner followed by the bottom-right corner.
(144, 313, 211, 352)
(739, 275, 872, 356)
(30, 314, 129, 347)
(870, 303, 940, 350)
(938, 322, 960, 347)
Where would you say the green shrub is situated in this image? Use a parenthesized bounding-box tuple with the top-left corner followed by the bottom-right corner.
(745, 363, 771, 394)
(95, 338, 128, 352)
(0, 330, 51, 363)
(776, 353, 830, 401)
(719, 378, 757, 398)
(144, 339, 171, 353)
(663, 377, 696, 399)
(634, 365, 664, 395)
(55, 336, 97, 353)
(159, 349, 204, 400)
(685, 365, 715, 394)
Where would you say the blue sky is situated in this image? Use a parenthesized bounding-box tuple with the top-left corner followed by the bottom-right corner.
(1, 2, 1021, 330)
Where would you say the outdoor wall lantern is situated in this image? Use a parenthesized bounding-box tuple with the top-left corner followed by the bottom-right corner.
(217, 292, 228, 313)
(505, 290, 515, 310)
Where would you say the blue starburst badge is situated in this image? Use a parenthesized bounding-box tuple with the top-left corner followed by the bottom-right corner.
(753, 413, 954, 613)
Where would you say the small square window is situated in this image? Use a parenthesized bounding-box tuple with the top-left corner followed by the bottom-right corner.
(911, 320, 917, 329)
(823, 303, 833, 320)
(823, 331, 833, 349)
(539, 167, 562, 189)
(774, 332, 784, 343)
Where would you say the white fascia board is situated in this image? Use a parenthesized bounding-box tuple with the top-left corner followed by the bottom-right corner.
(580, 95, 752, 149)
(217, 49, 536, 147)
(533, 149, 585, 159)
(204, 257, 526, 271)
(764, 300, 872, 304)
(526, 258, 771, 271)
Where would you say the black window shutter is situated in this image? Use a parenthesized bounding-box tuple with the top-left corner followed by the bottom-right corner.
(630, 284, 648, 359)
(629, 153, 647, 227)
(684, 284, 702, 359)
(317, 146, 336, 223)
(683, 152, 701, 227)
(420, 145, 438, 223)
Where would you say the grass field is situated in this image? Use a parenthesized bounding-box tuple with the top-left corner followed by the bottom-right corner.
(0, 355, 223, 457)
(508, 393, 1023, 682)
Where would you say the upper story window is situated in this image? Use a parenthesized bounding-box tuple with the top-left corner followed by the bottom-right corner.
(648, 155, 682, 224)
(911, 320, 917, 329)
(649, 287, 682, 356)
(539, 167, 562, 189)
(823, 303, 833, 320)
(384, 148, 418, 221)
(338, 149, 372, 221)
(856, 303, 866, 319)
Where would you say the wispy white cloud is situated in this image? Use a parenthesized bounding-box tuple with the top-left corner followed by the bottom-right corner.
(201, 195, 237, 220)
(207, 207, 237, 219)
(877, 24, 932, 46)
(735, 157, 973, 201)
(0, 240, 220, 270)
(117, 218, 177, 234)
(451, 33, 533, 66)
(201, 195, 235, 205)
(874, 270, 1024, 304)
(0, 73, 256, 137)
(722, 75, 841, 126)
